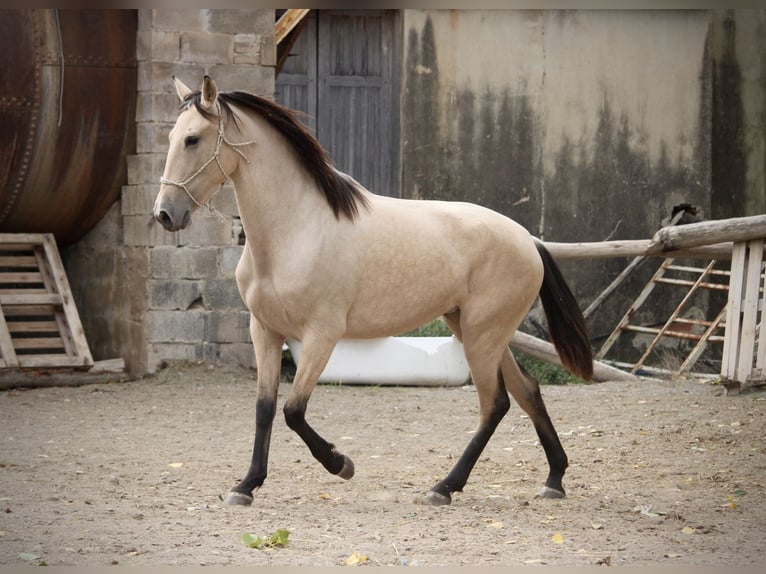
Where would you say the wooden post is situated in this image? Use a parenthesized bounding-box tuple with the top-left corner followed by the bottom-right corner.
(722, 239, 765, 384)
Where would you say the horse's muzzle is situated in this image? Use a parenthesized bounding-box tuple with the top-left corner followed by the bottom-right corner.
(155, 206, 191, 232)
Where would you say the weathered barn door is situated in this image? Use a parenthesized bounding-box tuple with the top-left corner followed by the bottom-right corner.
(276, 10, 400, 197)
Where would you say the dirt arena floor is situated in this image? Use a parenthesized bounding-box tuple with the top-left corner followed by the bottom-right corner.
(0, 361, 764, 567)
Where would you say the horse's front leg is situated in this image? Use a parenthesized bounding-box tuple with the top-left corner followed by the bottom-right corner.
(283, 334, 355, 480)
(224, 318, 284, 506)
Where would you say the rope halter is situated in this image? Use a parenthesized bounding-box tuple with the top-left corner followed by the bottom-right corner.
(160, 109, 256, 221)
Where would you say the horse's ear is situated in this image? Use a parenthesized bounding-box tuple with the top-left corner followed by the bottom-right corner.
(173, 76, 193, 102)
(201, 75, 218, 109)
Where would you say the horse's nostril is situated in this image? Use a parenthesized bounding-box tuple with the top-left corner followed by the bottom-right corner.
(157, 209, 174, 230)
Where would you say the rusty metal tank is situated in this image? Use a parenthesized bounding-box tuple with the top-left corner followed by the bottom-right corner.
(0, 9, 136, 245)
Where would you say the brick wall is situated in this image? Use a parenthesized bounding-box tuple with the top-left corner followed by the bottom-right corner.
(65, 9, 275, 375)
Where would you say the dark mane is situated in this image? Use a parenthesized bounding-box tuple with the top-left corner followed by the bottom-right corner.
(182, 90, 369, 221)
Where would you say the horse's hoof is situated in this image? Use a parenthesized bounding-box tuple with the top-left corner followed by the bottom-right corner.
(337, 455, 355, 480)
(413, 490, 452, 506)
(536, 485, 566, 499)
(223, 491, 254, 506)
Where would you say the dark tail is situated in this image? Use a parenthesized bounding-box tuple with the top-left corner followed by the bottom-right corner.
(534, 239, 594, 380)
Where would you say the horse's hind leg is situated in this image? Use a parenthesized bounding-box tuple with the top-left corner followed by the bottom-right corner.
(501, 348, 568, 498)
(282, 333, 355, 480)
(416, 314, 511, 505)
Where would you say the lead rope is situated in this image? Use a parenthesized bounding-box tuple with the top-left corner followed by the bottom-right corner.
(160, 110, 257, 221)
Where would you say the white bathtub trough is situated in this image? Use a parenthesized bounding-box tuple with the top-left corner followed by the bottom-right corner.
(287, 336, 471, 386)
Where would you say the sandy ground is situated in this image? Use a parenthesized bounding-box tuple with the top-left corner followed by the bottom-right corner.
(0, 360, 764, 567)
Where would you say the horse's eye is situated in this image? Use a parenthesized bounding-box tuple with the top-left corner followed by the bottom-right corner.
(185, 135, 200, 148)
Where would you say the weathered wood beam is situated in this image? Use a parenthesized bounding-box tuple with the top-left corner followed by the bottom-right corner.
(275, 9, 310, 45)
(648, 214, 766, 254)
(510, 331, 639, 383)
(544, 240, 736, 260)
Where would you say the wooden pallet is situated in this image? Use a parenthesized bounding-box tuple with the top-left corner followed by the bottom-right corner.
(0, 233, 93, 370)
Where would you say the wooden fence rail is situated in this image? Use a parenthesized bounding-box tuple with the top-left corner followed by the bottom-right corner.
(542, 214, 766, 388)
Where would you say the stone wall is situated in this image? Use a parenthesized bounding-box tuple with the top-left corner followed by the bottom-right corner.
(64, 9, 275, 376)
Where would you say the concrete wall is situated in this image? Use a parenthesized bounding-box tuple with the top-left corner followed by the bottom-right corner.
(64, 9, 275, 375)
(712, 10, 766, 219)
(403, 9, 712, 242)
(401, 9, 766, 348)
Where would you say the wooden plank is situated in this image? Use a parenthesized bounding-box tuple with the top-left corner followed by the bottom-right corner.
(0, 233, 46, 246)
(735, 240, 763, 382)
(0, 303, 19, 368)
(722, 242, 747, 379)
(649, 214, 766, 254)
(0, 256, 37, 267)
(0, 271, 44, 283)
(0, 358, 128, 389)
(0, 288, 48, 295)
(756, 261, 766, 373)
(275, 9, 310, 44)
(510, 331, 639, 382)
(39, 235, 92, 366)
(16, 355, 92, 369)
(12, 337, 65, 350)
(0, 293, 62, 306)
(2, 305, 57, 317)
(6, 320, 59, 333)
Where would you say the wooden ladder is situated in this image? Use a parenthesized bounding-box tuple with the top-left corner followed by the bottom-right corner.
(0, 233, 93, 370)
(596, 258, 730, 376)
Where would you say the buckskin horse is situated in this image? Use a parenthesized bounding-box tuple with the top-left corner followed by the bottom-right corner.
(154, 76, 593, 507)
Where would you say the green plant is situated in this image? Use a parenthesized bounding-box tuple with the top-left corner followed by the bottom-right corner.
(401, 319, 453, 337)
(514, 351, 591, 385)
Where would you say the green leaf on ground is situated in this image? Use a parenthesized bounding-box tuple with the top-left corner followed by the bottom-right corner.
(241, 528, 290, 549)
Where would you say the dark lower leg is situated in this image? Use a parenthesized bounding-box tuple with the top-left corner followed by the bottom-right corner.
(231, 396, 277, 496)
(512, 359, 568, 494)
(429, 374, 510, 501)
(284, 401, 352, 477)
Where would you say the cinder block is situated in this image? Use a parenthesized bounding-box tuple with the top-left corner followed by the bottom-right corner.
(149, 279, 204, 310)
(204, 278, 246, 310)
(218, 343, 257, 369)
(122, 185, 159, 215)
(138, 62, 205, 93)
(150, 246, 220, 280)
(178, 215, 234, 247)
(147, 310, 206, 343)
(136, 123, 173, 155)
(136, 92, 184, 124)
(206, 310, 251, 343)
(208, 10, 273, 35)
(260, 36, 276, 67)
(137, 30, 181, 63)
(207, 64, 274, 95)
(147, 342, 206, 372)
(219, 246, 244, 277)
(151, 10, 205, 32)
(181, 31, 232, 64)
(126, 153, 166, 185)
(124, 214, 180, 246)
(234, 33, 256, 51)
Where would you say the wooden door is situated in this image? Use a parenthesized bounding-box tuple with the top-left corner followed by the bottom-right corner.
(276, 10, 400, 197)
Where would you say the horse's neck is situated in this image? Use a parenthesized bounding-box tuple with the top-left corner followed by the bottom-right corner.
(230, 153, 331, 266)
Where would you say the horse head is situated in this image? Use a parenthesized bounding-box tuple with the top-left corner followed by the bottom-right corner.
(154, 76, 240, 231)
